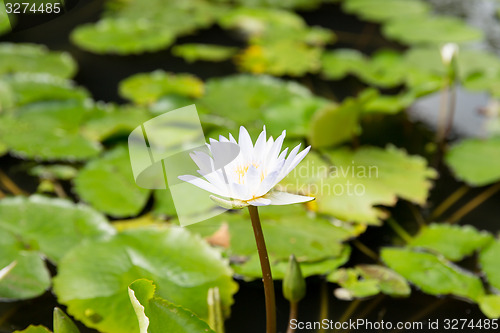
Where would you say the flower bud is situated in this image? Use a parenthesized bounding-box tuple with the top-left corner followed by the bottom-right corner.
(440, 43, 459, 66)
(283, 254, 306, 303)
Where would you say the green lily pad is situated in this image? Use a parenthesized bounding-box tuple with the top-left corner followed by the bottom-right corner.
(281, 146, 436, 224)
(187, 205, 359, 279)
(0, 195, 114, 300)
(2, 74, 89, 106)
(308, 93, 372, 148)
(0, 101, 102, 161)
(129, 279, 215, 333)
(233, 245, 351, 280)
(445, 137, 500, 186)
(381, 248, 484, 301)
(81, 103, 152, 141)
(71, 18, 175, 55)
(0, 3, 11, 36)
(236, 40, 322, 77)
(119, 71, 204, 105)
(328, 264, 410, 299)
(355, 50, 408, 88)
(0, 79, 14, 110)
(0, 43, 77, 78)
(30, 165, 79, 180)
(74, 145, 150, 218)
(363, 89, 416, 114)
(480, 239, 500, 292)
(383, 16, 483, 45)
(0, 195, 115, 263)
(14, 326, 51, 333)
(343, 0, 430, 23)
(410, 224, 493, 261)
(231, 0, 323, 10)
(53, 227, 238, 333)
(321, 49, 366, 80)
(172, 43, 238, 63)
(479, 295, 500, 319)
(263, 96, 331, 138)
(219, 7, 305, 38)
(200, 74, 311, 124)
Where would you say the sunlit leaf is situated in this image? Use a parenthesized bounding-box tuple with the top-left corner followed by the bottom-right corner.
(381, 248, 484, 301)
(479, 295, 500, 319)
(230, 0, 323, 10)
(480, 239, 500, 292)
(0, 43, 77, 78)
(445, 137, 500, 186)
(119, 71, 204, 105)
(200, 74, 311, 124)
(236, 40, 322, 76)
(128, 279, 215, 333)
(410, 224, 493, 261)
(281, 146, 436, 224)
(172, 43, 238, 63)
(0, 2, 11, 36)
(53, 227, 238, 333)
(383, 16, 483, 45)
(343, 0, 430, 22)
(74, 145, 150, 217)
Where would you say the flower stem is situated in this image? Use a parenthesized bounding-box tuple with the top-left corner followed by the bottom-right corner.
(286, 301, 298, 333)
(430, 185, 469, 220)
(248, 205, 276, 333)
(386, 218, 413, 244)
(448, 182, 500, 224)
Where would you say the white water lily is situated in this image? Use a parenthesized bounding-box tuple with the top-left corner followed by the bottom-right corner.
(179, 126, 314, 207)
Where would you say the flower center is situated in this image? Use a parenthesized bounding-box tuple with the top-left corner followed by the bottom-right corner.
(234, 162, 265, 184)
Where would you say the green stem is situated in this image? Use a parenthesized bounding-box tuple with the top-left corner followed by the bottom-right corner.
(338, 299, 361, 324)
(352, 240, 380, 263)
(386, 218, 413, 243)
(248, 206, 276, 333)
(318, 279, 329, 333)
(448, 182, 500, 224)
(286, 302, 299, 333)
(431, 185, 469, 220)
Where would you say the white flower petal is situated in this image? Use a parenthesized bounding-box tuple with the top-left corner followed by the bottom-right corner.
(253, 126, 267, 163)
(178, 175, 228, 197)
(245, 165, 261, 193)
(264, 191, 314, 205)
(285, 145, 311, 174)
(247, 197, 272, 206)
(255, 159, 286, 197)
(190, 151, 214, 175)
(238, 126, 253, 161)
